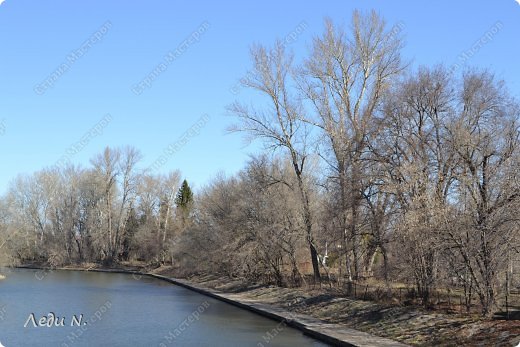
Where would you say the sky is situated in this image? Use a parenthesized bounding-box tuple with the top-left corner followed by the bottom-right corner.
(0, 0, 519, 194)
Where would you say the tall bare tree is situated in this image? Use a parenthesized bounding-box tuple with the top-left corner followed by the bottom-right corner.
(298, 11, 405, 280)
(90, 146, 142, 262)
(377, 66, 457, 304)
(113, 146, 142, 260)
(228, 42, 321, 281)
(446, 70, 520, 316)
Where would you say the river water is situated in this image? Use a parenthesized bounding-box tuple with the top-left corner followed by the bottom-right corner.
(0, 268, 328, 346)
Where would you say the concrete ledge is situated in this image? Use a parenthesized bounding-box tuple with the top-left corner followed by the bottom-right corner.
(16, 266, 408, 347)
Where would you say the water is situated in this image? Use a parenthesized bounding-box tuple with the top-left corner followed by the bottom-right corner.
(0, 268, 328, 346)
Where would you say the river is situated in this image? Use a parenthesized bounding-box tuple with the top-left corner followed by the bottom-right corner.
(0, 268, 328, 346)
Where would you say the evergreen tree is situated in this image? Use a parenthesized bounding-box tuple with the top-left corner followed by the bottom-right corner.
(175, 180, 194, 231)
(175, 179, 194, 209)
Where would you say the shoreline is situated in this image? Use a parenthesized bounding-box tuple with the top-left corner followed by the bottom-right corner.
(15, 265, 407, 347)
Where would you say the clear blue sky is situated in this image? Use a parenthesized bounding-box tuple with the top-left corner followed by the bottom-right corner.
(0, 0, 519, 193)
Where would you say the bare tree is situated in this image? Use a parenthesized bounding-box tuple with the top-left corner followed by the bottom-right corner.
(90, 146, 142, 263)
(446, 70, 520, 316)
(377, 66, 457, 305)
(228, 42, 322, 282)
(298, 11, 405, 280)
(90, 147, 120, 262)
(113, 146, 142, 260)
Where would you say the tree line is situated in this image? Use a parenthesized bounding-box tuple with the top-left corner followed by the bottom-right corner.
(1, 11, 519, 316)
(0, 146, 194, 267)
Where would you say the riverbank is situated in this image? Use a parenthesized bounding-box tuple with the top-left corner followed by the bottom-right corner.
(16, 263, 520, 346)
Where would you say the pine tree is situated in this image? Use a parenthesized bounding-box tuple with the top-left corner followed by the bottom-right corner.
(175, 179, 193, 209)
(175, 180, 194, 231)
